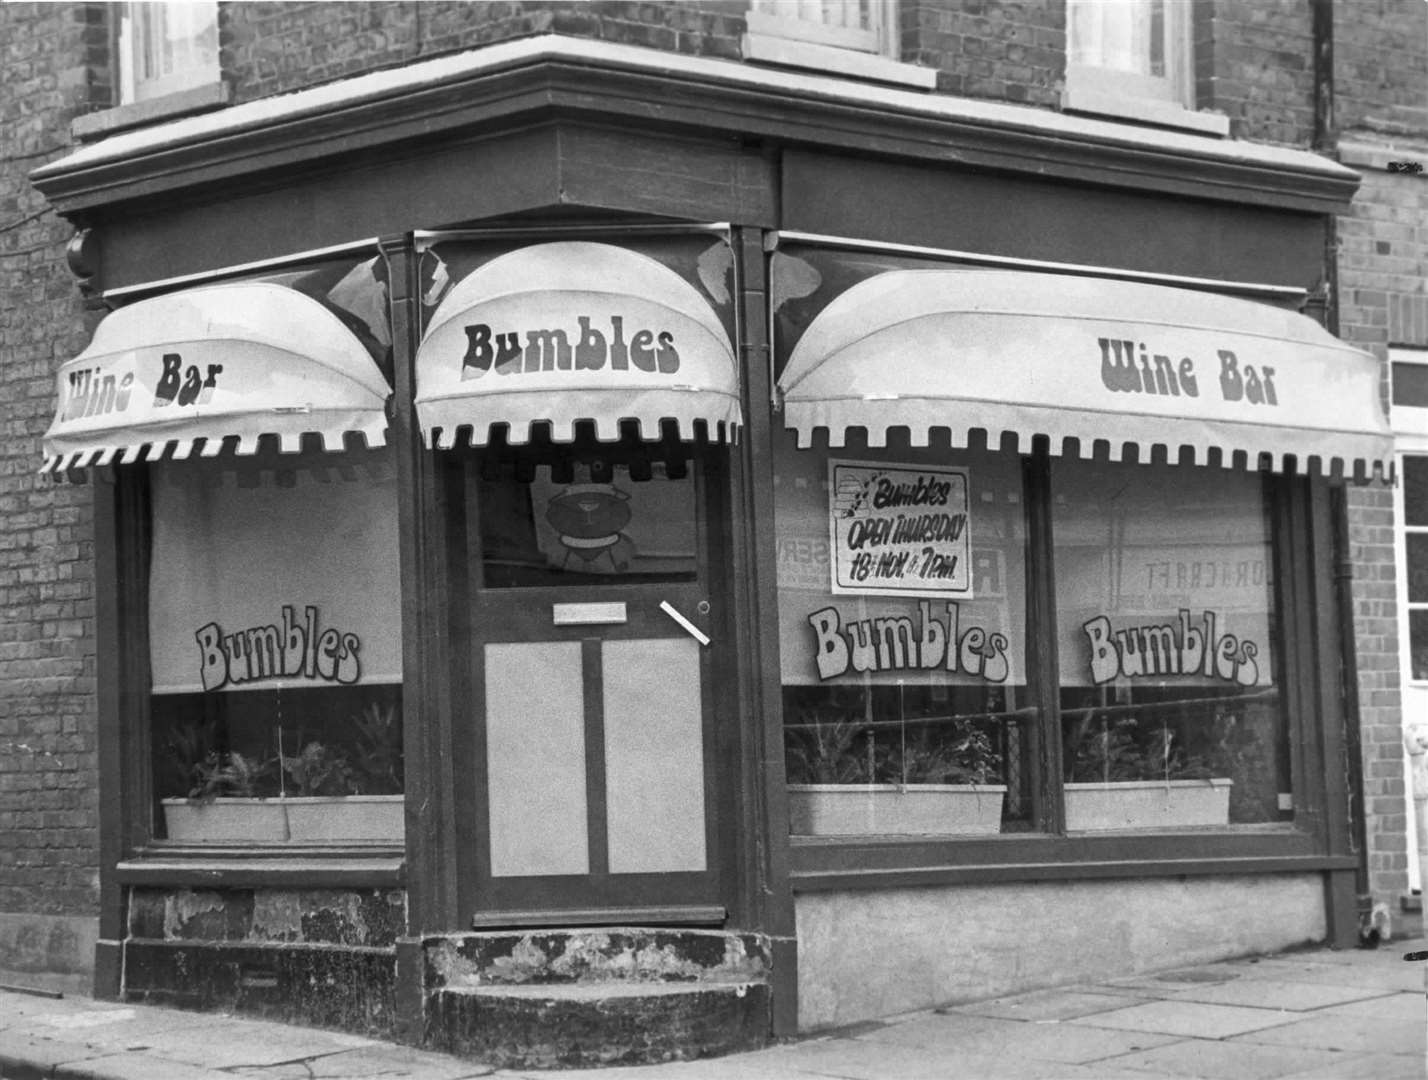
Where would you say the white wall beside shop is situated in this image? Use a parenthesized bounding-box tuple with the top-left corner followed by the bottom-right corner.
(795, 873, 1326, 1031)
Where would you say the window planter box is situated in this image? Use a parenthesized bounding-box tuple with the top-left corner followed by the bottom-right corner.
(161, 795, 405, 843)
(1064, 779, 1233, 831)
(788, 783, 1006, 836)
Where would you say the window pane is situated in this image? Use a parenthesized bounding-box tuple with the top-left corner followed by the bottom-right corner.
(475, 457, 698, 589)
(1068, 0, 1159, 75)
(774, 431, 1032, 836)
(1407, 534, 1428, 604)
(1410, 609, 1428, 682)
(148, 452, 403, 842)
(1053, 461, 1287, 829)
(1392, 363, 1428, 409)
(1404, 456, 1428, 528)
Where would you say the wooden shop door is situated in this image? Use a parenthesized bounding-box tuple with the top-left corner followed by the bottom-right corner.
(462, 440, 730, 925)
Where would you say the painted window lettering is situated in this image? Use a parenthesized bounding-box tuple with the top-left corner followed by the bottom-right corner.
(1097, 338, 1277, 407)
(461, 316, 679, 378)
(808, 600, 1009, 682)
(1082, 609, 1260, 687)
(195, 604, 361, 691)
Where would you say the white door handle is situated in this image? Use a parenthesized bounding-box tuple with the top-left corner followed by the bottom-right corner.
(660, 600, 710, 646)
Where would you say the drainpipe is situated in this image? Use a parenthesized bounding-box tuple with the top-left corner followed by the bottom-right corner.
(1312, 0, 1380, 945)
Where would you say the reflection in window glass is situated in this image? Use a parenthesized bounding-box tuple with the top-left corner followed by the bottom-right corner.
(475, 458, 698, 589)
(147, 452, 403, 842)
(1053, 461, 1287, 829)
(1411, 610, 1428, 682)
(774, 431, 1032, 836)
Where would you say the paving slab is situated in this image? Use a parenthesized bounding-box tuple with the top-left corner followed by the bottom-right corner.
(1162, 977, 1389, 1011)
(106, 1017, 379, 1070)
(946, 987, 1151, 1022)
(1068, 999, 1302, 1040)
(854, 1011, 1183, 1064)
(1310, 989, 1425, 1021)
(44, 1053, 234, 1080)
(232, 1046, 497, 1078)
(1275, 1050, 1428, 1080)
(1231, 1012, 1427, 1057)
(1092, 1036, 1356, 1080)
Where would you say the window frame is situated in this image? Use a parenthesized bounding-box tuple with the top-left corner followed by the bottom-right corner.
(1390, 347, 1428, 689)
(783, 448, 1354, 889)
(1061, 0, 1230, 138)
(117, 0, 222, 106)
(742, 0, 937, 90)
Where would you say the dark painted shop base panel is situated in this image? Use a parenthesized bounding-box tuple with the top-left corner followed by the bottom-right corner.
(122, 940, 399, 1038)
(423, 928, 772, 1068)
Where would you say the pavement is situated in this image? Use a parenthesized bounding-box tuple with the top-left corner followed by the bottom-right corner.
(1, 936, 1425, 1080)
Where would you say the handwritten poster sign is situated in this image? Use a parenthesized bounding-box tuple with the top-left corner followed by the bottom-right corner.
(828, 460, 972, 598)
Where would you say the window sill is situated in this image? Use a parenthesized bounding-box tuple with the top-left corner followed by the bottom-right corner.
(72, 81, 232, 142)
(742, 33, 937, 91)
(1061, 85, 1230, 138)
(116, 849, 404, 888)
(788, 824, 1333, 890)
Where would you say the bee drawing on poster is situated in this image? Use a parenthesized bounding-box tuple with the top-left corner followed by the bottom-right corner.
(828, 459, 972, 598)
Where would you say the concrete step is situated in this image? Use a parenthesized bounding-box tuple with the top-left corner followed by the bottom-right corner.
(429, 978, 770, 1069)
(420, 927, 771, 1068)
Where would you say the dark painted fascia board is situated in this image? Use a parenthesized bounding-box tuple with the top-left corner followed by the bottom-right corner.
(32, 42, 1358, 220)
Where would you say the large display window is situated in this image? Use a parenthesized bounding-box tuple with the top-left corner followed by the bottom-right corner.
(774, 433, 1293, 838)
(1053, 460, 1289, 829)
(775, 431, 1034, 836)
(147, 448, 403, 844)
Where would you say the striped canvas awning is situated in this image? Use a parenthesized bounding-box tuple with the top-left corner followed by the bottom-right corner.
(417, 241, 742, 446)
(777, 268, 1391, 477)
(42, 281, 390, 473)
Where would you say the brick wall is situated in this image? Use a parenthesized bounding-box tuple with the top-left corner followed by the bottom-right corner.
(1196, 0, 1316, 145)
(220, 1, 745, 103)
(1334, 0, 1428, 909)
(0, 3, 103, 949)
(903, 0, 1064, 106)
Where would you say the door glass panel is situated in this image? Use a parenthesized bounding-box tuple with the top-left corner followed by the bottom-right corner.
(486, 641, 589, 877)
(478, 460, 698, 588)
(603, 638, 707, 873)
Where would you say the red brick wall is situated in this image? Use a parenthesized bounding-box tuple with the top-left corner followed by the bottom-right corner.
(0, 3, 103, 934)
(1334, 0, 1428, 909)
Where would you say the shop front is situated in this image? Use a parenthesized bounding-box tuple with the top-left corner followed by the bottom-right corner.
(29, 36, 1385, 1066)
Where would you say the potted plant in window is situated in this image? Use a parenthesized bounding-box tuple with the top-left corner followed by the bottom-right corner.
(1062, 714, 1232, 830)
(158, 706, 405, 844)
(280, 705, 405, 842)
(786, 709, 1005, 836)
(159, 734, 288, 841)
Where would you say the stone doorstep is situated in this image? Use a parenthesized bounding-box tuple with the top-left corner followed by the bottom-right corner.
(440, 979, 766, 1000)
(429, 978, 772, 1070)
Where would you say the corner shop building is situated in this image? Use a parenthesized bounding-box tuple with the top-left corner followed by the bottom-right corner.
(29, 37, 1392, 1065)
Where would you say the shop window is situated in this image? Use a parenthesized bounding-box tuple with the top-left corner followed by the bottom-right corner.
(148, 450, 403, 844)
(774, 436, 1294, 837)
(1053, 460, 1289, 829)
(742, 0, 936, 89)
(1063, 0, 1228, 136)
(774, 432, 1033, 837)
(117, 0, 220, 105)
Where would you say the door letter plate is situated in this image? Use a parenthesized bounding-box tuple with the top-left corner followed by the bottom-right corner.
(553, 602, 627, 626)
